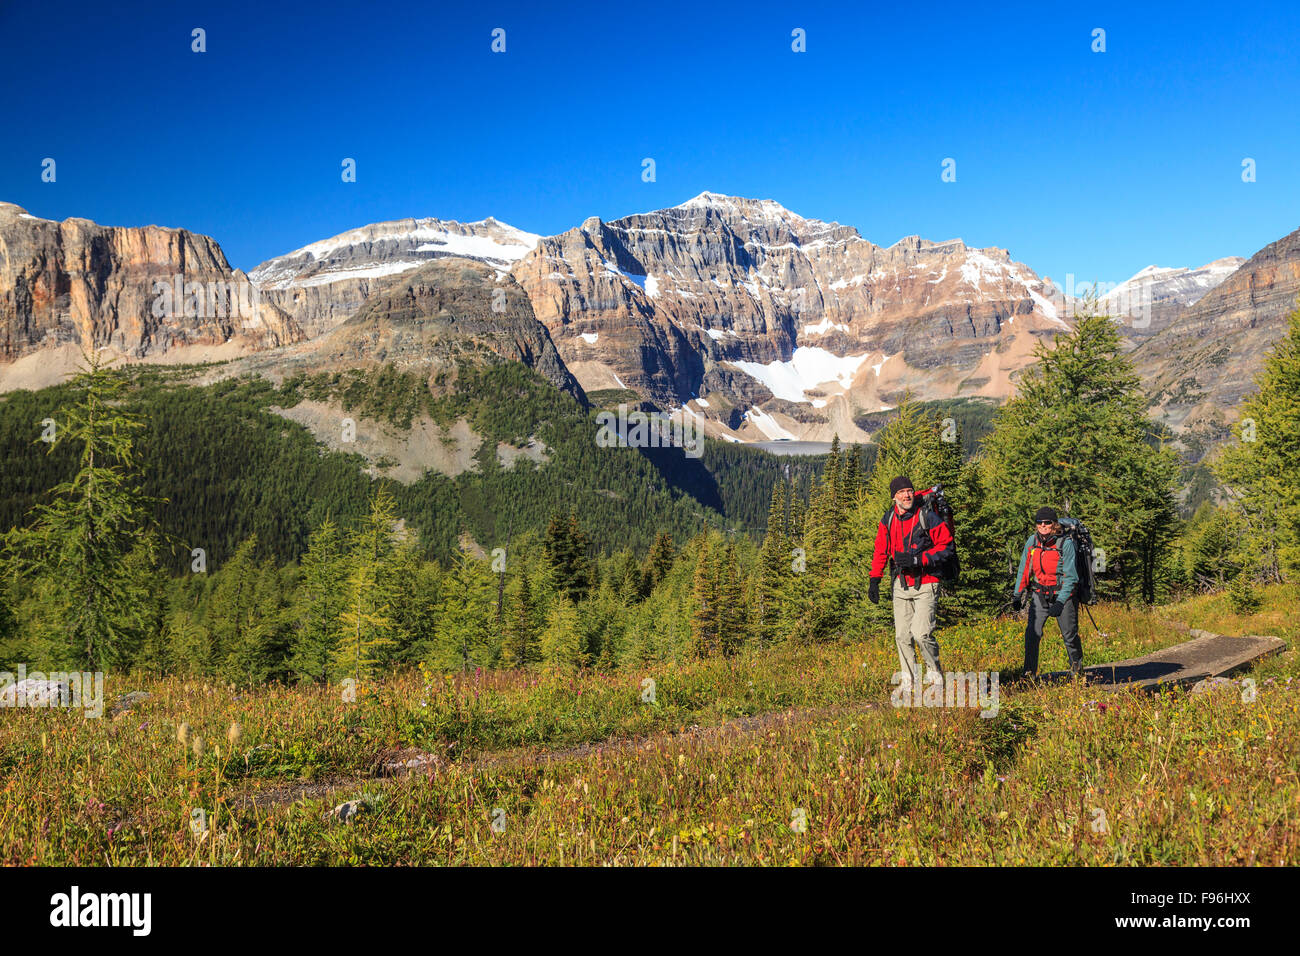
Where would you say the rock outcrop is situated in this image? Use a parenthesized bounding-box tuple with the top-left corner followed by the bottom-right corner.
(0, 202, 300, 373)
(229, 257, 584, 403)
(1132, 227, 1300, 443)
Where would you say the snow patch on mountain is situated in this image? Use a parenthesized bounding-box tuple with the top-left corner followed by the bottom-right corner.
(728, 347, 870, 403)
(294, 260, 427, 287)
(250, 217, 540, 290)
(803, 318, 850, 336)
(744, 406, 798, 440)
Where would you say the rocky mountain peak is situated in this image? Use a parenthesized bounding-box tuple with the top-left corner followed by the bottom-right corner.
(508, 194, 1075, 441)
(248, 215, 542, 340)
(0, 202, 37, 222)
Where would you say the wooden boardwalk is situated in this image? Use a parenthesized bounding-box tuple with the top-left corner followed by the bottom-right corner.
(1042, 628, 1288, 691)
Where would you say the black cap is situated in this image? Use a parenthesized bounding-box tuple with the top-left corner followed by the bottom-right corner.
(1033, 506, 1059, 524)
(889, 476, 914, 496)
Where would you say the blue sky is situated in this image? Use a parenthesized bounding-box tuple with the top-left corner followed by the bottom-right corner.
(2, 0, 1297, 286)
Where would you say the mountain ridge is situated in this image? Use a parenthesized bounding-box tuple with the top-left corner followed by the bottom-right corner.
(4, 195, 1282, 453)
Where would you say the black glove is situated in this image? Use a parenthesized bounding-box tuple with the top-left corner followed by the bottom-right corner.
(1011, 593, 1023, 612)
(868, 577, 880, 605)
(1047, 600, 1065, 618)
(896, 552, 921, 571)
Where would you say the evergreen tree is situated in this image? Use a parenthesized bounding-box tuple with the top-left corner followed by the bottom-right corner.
(753, 483, 790, 646)
(540, 590, 582, 674)
(291, 517, 347, 682)
(431, 546, 496, 671)
(501, 570, 539, 667)
(1180, 502, 1241, 592)
(3, 352, 161, 669)
(581, 576, 626, 667)
(688, 538, 720, 657)
(787, 479, 807, 544)
(717, 542, 748, 655)
(1215, 305, 1300, 581)
(611, 549, 642, 603)
(804, 435, 845, 572)
(1227, 565, 1262, 614)
(330, 489, 405, 684)
(210, 536, 290, 685)
(945, 460, 1006, 619)
(842, 444, 863, 501)
(388, 555, 441, 664)
(543, 508, 594, 602)
(164, 608, 210, 676)
(641, 532, 677, 596)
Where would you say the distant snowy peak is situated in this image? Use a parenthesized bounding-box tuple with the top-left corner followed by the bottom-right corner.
(673, 191, 807, 223)
(1100, 257, 1245, 313)
(250, 216, 540, 290)
(660, 191, 857, 245)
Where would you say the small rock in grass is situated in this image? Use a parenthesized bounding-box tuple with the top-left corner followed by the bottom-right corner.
(328, 800, 365, 824)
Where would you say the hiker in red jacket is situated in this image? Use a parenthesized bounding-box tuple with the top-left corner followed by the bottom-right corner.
(868, 476, 955, 693)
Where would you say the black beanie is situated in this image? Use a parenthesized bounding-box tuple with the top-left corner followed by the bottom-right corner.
(889, 476, 914, 496)
(1033, 506, 1059, 524)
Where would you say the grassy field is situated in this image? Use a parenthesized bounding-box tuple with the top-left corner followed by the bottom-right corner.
(2, 585, 1297, 866)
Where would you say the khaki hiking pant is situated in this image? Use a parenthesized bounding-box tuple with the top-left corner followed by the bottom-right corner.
(893, 580, 942, 688)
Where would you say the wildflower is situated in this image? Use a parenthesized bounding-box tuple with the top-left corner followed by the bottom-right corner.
(227, 722, 242, 748)
(177, 722, 190, 746)
(192, 736, 205, 759)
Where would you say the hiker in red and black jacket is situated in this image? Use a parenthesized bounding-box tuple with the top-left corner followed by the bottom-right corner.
(1012, 506, 1084, 678)
(868, 476, 955, 692)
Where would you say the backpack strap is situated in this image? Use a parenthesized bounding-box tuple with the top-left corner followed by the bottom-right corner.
(1030, 535, 1062, 600)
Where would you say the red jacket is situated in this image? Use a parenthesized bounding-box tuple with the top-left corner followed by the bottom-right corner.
(869, 503, 954, 587)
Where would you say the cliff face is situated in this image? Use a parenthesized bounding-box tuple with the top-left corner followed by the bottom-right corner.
(510, 193, 1070, 440)
(0, 202, 300, 368)
(1132, 228, 1300, 441)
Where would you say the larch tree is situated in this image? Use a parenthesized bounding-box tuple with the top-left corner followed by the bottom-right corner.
(3, 351, 162, 670)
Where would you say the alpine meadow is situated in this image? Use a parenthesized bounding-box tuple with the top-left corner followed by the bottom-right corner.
(2, 4, 1299, 906)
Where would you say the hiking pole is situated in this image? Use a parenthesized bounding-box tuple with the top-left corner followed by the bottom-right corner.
(1082, 603, 1105, 645)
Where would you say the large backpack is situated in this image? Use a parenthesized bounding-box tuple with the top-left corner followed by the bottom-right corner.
(883, 484, 960, 585)
(1056, 516, 1097, 605)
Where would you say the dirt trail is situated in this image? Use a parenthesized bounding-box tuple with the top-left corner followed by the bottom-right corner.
(233, 698, 887, 813)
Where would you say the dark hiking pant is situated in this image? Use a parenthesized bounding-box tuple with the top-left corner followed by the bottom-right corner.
(1024, 591, 1083, 674)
